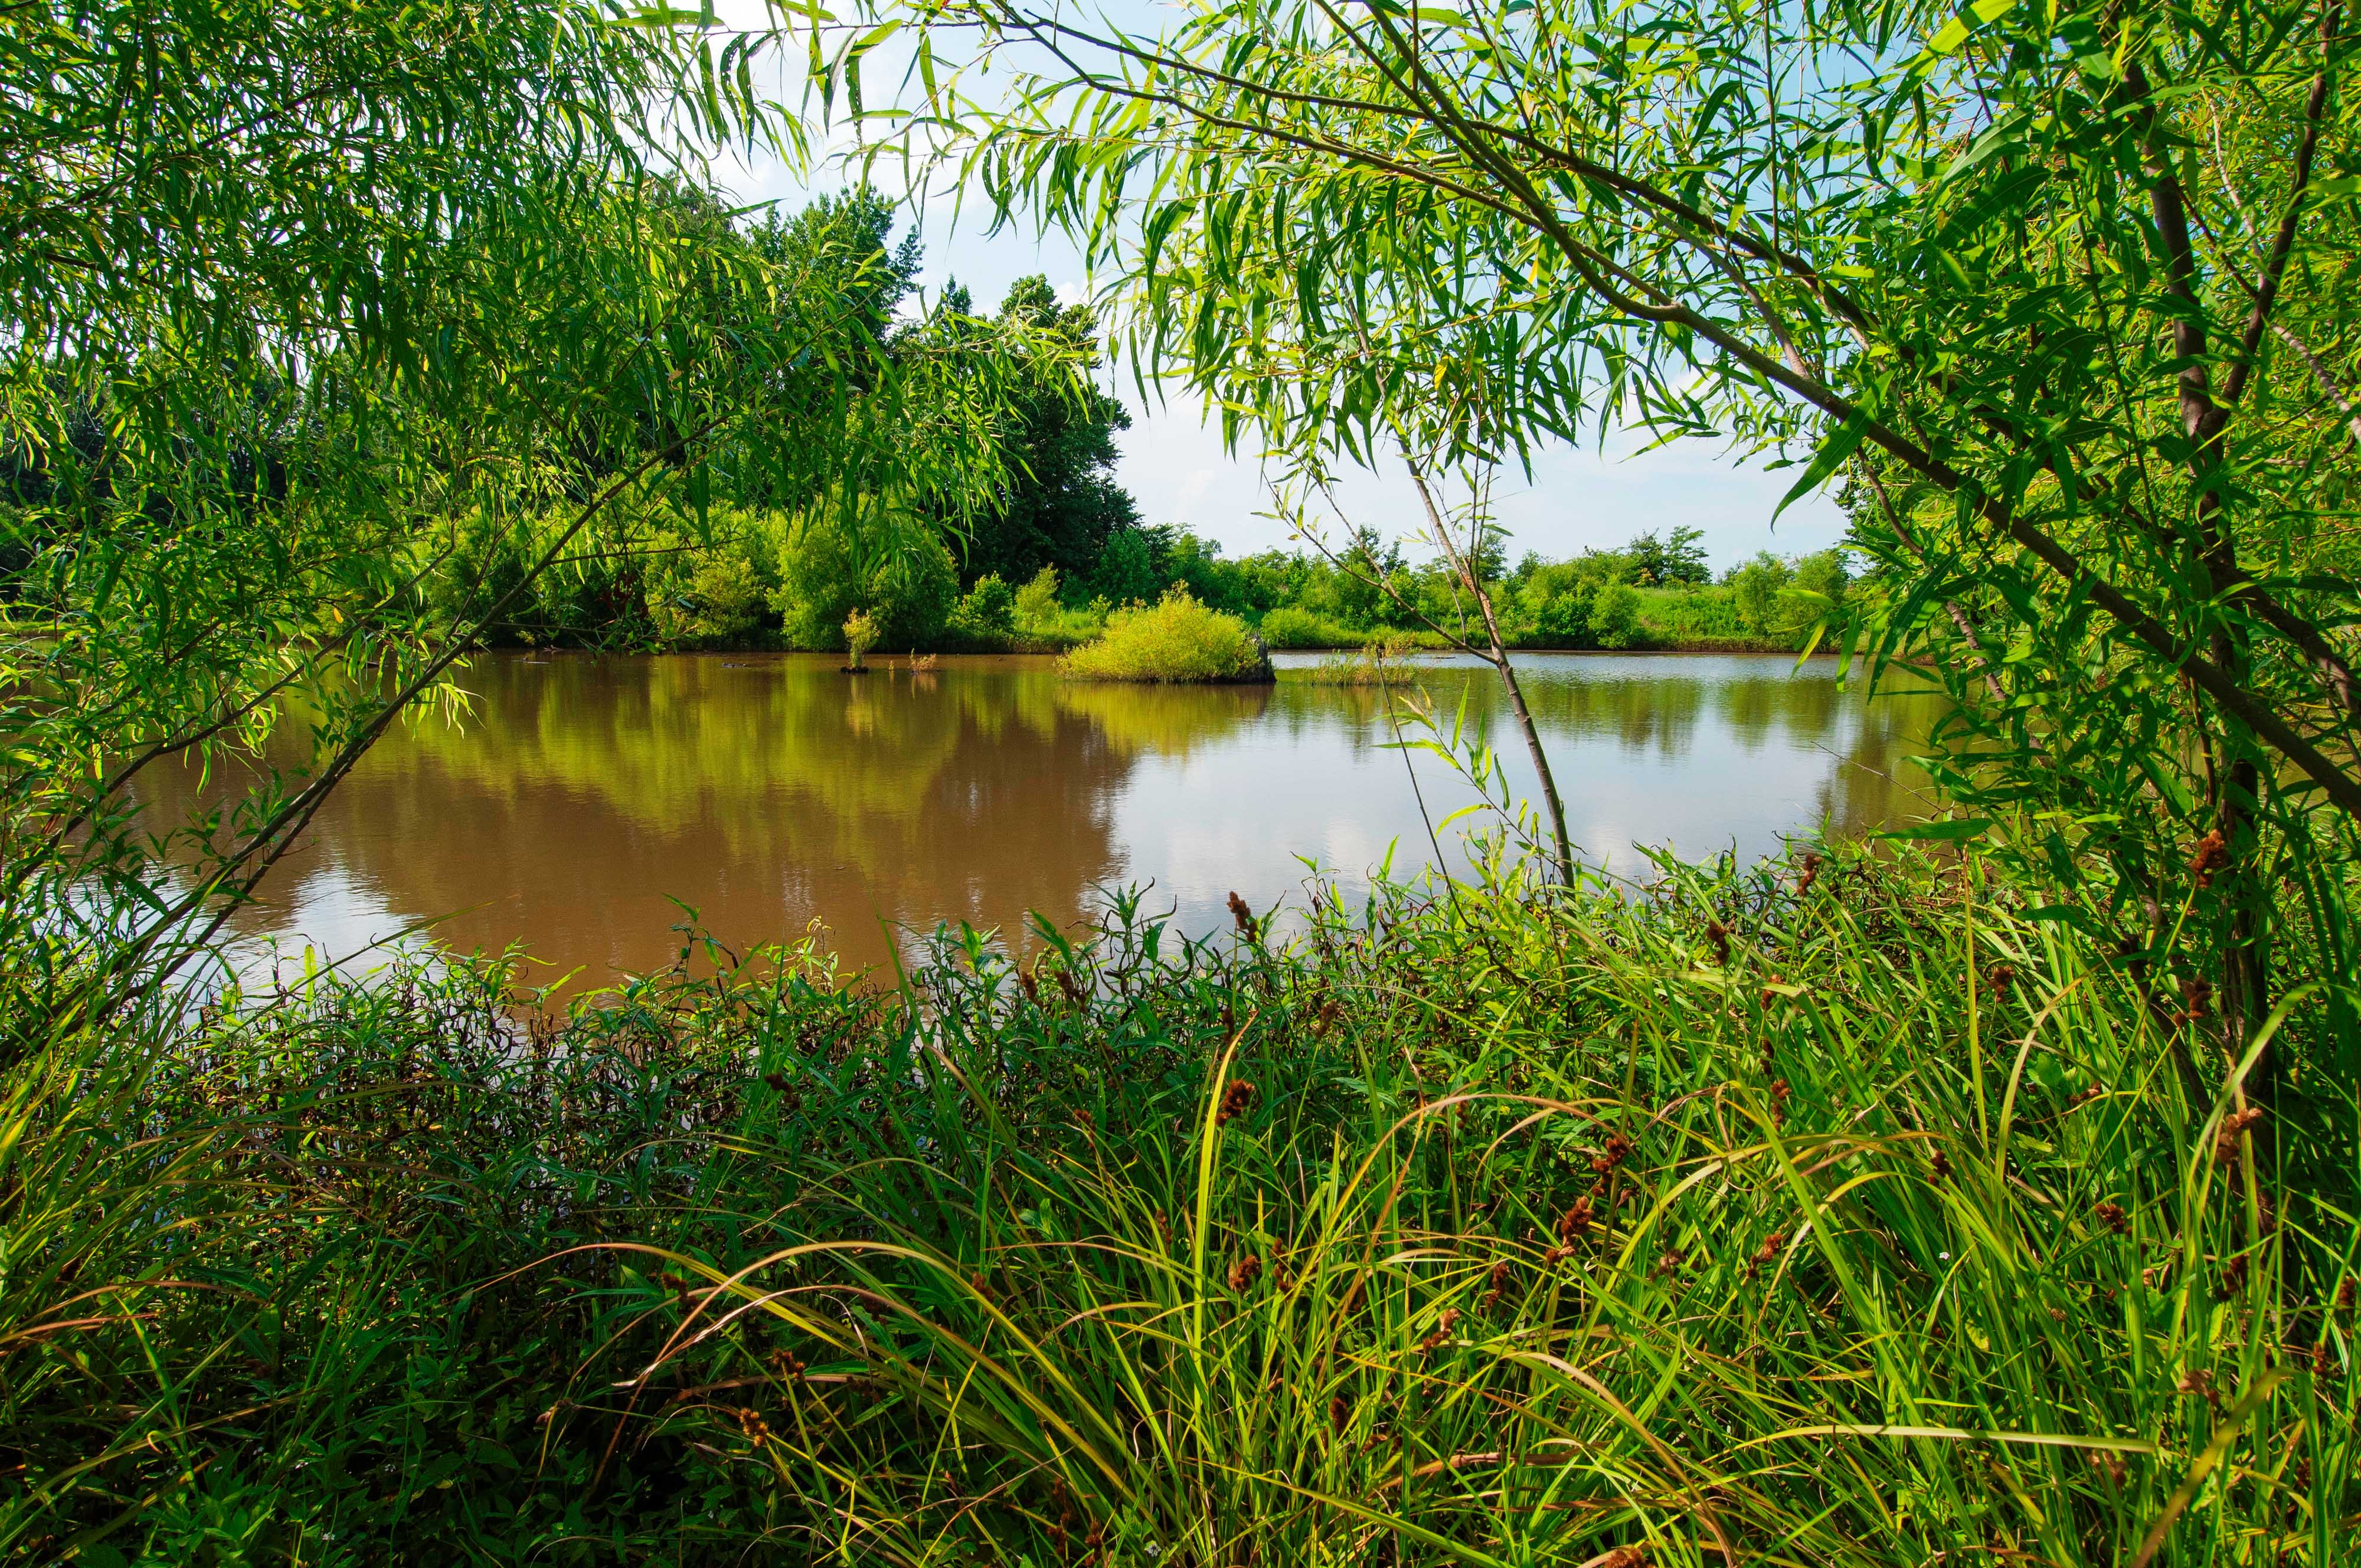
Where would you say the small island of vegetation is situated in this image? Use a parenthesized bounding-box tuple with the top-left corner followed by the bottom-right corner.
(1060, 588, 1274, 682)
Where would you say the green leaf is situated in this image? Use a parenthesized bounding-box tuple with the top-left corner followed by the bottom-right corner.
(1773, 413, 1871, 523)
(1881, 818, 1996, 843)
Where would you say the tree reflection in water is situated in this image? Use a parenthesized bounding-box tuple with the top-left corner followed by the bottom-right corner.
(130, 651, 1942, 990)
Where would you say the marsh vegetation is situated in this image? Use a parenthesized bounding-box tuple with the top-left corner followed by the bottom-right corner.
(5, 0, 2361, 1560)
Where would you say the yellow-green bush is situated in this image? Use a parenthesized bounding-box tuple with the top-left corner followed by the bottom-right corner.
(1061, 588, 1273, 682)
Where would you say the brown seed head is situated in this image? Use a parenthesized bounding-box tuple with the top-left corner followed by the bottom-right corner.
(2094, 1202, 2128, 1235)
(1329, 1394, 1350, 1433)
(736, 1407, 773, 1445)
(1217, 1078, 1258, 1127)
(1591, 1132, 1634, 1175)
(2215, 1106, 2265, 1164)
(1555, 1198, 1595, 1245)
(1227, 890, 1257, 935)
(1986, 962, 2017, 992)
(1929, 1147, 1954, 1181)
(2187, 829, 2231, 889)
(1705, 920, 1731, 965)
(2340, 1278, 2357, 1313)
(2181, 975, 2215, 1022)
(1227, 1253, 1262, 1292)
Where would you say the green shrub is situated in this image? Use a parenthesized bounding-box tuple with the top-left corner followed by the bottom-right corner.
(772, 503, 956, 650)
(1517, 577, 1595, 644)
(1062, 588, 1273, 682)
(1631, 583, 1751, 646)
(1254, 604, 1366, 648)
(648, 540, 769, 647)
(1590, 580, 1643, 647)
(1013, 564, 1062, 628)
(1729, 550, 1793, 637)
(947, 572, 1018, 644)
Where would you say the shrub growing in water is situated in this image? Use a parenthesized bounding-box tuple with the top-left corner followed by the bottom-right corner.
(1062, 588, 1273, 682)
(842, 608, 879, 669)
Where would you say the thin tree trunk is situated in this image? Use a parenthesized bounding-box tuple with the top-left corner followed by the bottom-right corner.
(1404, 466, 1576, 886)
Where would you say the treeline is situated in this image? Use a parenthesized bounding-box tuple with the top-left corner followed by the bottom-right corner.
(1159, 525, 1853, 653)
(390, 188, 1854, 660)
(467, 500, 1855, 654)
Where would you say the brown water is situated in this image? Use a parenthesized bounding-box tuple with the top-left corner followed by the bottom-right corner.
(138, 650, 1944, 987)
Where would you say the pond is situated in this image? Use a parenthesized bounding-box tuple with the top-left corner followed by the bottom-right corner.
(139, 650, 1947, 988)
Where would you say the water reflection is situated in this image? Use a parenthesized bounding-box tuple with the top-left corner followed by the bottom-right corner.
(132, 651, 1944, 986)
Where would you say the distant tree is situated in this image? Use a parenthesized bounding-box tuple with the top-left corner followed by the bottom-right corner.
(955, 275, 1139, 587)
(1093, 526, 1161, 604)
(1628, 527, 1711, 587)
(1326, 526, 1405, 625)
(747, 187, 923, 346)
(1729, 553, 1794, 639)
(949, 572, 1018, 640)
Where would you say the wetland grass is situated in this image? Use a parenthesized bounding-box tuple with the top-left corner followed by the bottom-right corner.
(1, 846, 2352, 1563)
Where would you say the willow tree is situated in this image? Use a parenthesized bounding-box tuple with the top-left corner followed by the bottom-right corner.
(0, 0, 1058, 1023)
(858, 0, 2361, 1098)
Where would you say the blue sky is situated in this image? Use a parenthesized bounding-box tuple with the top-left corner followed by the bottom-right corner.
(707, 9, 1850, 574)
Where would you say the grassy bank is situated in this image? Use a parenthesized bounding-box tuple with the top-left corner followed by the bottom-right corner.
(3, 843, 2351, 1563)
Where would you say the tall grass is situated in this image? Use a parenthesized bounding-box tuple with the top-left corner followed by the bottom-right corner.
(2, 845, 2352, 1562)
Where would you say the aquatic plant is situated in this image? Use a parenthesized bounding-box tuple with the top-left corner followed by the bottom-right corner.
(842, 607, 880, 670)
(1062, 588, 1275, 683)
(1285, 633, 1423, 685)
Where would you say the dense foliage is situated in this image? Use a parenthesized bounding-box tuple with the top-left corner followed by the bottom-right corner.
(4, 844, 2350, 1562)
(882, 0, 2361, 1070)
(463, 500, 1852, 654)
(1061, 587, 1274, 681)
(7, 0, 2361, 1560)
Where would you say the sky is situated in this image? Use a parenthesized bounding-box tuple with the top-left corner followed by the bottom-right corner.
(705, 9, 1850, 574)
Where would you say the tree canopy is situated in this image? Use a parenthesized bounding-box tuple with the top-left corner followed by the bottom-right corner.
(855, 0, 2361, 1070)
(0, 0, 1067, 1007)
